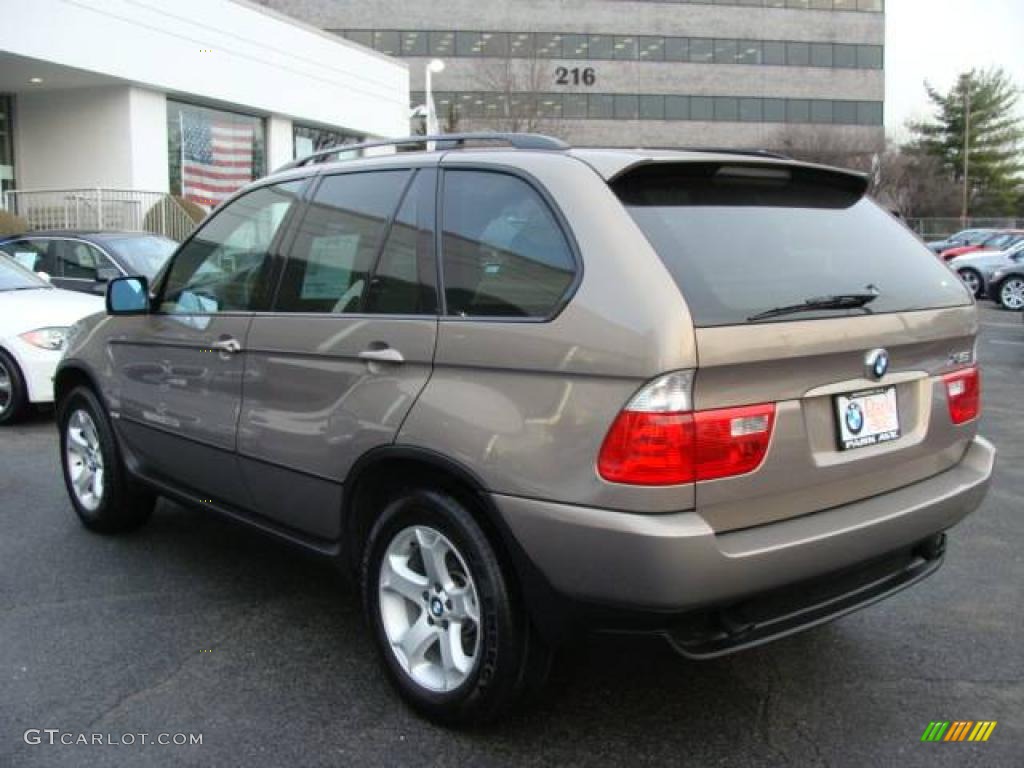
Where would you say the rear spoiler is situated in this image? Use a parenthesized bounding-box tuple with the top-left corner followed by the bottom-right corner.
(607, 157, 870, 198)
(610, 159, 870, 209)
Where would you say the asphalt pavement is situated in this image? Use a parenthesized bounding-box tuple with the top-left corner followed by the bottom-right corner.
(1, 305, 1021, 768)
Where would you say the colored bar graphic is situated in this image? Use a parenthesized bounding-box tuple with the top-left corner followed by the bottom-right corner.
(922, 721, 997, 743)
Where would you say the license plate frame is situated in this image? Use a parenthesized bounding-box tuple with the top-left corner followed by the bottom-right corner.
(834, 386, 900, 451)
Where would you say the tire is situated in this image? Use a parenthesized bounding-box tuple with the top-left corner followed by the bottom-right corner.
(957, 268, 982, 298)
(997, 277, 1024, 310)
(361, 488, 549, 726)
(0, 349, 30, 425)
(57, 385, 155, 533)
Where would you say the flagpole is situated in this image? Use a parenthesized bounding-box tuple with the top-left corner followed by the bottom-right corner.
(179, 112, 186, 198)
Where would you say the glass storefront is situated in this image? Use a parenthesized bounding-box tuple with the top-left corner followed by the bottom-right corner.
(0, 94, 15, 195)
(293, 123, 362, 161)
(167, 100, 265, 209)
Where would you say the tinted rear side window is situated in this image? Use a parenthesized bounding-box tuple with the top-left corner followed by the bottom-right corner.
(441, 170, 575, 318)
(276, 171, 410, 314)
(614, 164, 971, 327)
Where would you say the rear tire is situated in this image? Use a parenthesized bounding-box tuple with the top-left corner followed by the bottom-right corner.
(997, 277, 1024, 310)
(957, 268, 982, 298)
(0, 349, 30, 425)
(58, 385, 155, 533)
(361, 488, 549, 726)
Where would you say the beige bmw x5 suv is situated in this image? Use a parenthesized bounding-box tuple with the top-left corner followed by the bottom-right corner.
(55, 133, 994, 725)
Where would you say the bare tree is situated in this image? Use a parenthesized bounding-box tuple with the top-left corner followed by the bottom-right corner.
(770, 128, 962, 217)
(470, 53, 566, 137)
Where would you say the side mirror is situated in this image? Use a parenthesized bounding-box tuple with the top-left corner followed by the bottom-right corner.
(106, 276, 150, 316)
(36, 271, 52, 283)
(97, 266, 121, 283)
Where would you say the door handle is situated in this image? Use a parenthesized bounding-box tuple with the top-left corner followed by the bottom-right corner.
(358, 347, 404, 364)
(212, 337, 242, 354)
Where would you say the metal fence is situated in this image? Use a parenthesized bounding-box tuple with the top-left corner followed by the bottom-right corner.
(905, 217, 1024, 241)
(2, 188, 198, 242)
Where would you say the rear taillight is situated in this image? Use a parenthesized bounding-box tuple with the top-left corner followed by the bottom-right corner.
(943, 366, 981, 424)
(597, 372, 775, 486)
(693, 405, 776, 481)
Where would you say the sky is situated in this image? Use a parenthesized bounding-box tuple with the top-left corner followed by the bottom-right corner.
(885, 0, 1024, 140)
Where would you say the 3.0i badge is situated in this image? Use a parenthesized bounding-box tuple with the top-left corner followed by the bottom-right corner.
(865, 348, 889, 380)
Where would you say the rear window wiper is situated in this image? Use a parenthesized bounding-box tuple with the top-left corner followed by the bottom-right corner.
(747, 290, 880, 322)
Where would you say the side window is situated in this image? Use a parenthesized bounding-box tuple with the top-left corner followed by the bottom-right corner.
(441, 171, 576, 318)
(1, 239, 54, 274)
(160, 181, 302, 314)
(276, 170, 409, 313)
(364, 171, 436, 315)
(54, 240, 116, 280)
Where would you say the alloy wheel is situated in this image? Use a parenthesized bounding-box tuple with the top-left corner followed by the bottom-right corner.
(958, 269, 981, 297)
(0, 360, 10, 416)
(378, 525, 481, 692)
(65, 409, 106, 512)
(1000, 278, 1024, 310)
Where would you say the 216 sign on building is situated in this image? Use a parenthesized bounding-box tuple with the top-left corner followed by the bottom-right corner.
(554, 67, 596, 86)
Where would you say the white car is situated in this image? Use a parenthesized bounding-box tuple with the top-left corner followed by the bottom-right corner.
(950, 240, 1024, 297)
(0, 254, 103, 424)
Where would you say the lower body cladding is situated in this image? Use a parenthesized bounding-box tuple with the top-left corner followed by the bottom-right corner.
(494, 436, 996, 658)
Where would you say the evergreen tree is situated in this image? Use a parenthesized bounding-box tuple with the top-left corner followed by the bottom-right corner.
(910, 68, 1024, 216)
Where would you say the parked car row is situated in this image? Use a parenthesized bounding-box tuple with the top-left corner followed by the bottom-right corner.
(926, 227, 1024, 261)
(948, 238, 1024, 309)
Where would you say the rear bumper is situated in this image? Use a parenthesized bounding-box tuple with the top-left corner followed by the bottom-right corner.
(494, 436, 995, 616)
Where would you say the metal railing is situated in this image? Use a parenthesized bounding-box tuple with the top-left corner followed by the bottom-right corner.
(2, 188, 198, 242)
(906, 217, 1024, 241)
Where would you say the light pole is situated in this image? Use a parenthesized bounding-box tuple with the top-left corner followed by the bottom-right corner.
(961, 76, 971, 225)
(425, 58, 446, 137)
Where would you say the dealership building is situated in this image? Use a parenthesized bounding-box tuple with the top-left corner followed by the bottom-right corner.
(258, 0, 885, 152)
(0, 0, 408, 233)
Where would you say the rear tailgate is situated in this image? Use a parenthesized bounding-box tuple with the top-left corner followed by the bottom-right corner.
(692, 307, 978, 531)
(613, 160, 979, 532)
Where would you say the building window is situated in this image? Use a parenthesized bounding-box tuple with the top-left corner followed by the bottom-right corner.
(588, 34, 615, 60)
(408, 92, 881, 127)
(534, 33, 563, 58)
(0, 94, 14, 194)
(429, 31, 454, 56)
(640, 95, 666, 119)
(690, 39, 714, 63)
(167, 101, 265, 209)
(763, 41, 787, 65)
(690, 96, 714, 121)
(639, 36, 665, 61)
(833, 44, 858, 68)
(293, 124, 363, 162)
(373, 31, 400, 56)
(335, 29, 884, 71)
(588, 94, 615, 119)
(858, 45, 884, 69)
(401, 30, 428, 56)
(665, 95, 690, 120)
(665, 37, 689, 62)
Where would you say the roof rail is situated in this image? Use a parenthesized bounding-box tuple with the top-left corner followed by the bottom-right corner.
(677, 147, 792, 160)
(276, 132, 570, 173)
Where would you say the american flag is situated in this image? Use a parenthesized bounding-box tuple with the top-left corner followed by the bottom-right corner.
(180, 111, 255, 208)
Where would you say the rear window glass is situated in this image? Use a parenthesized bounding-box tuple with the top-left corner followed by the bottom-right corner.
(614, 164, 971, 327)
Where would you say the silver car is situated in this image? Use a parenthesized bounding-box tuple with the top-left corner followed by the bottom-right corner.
(950, 239, 1024, 297)
(55, 134, 994, 725)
